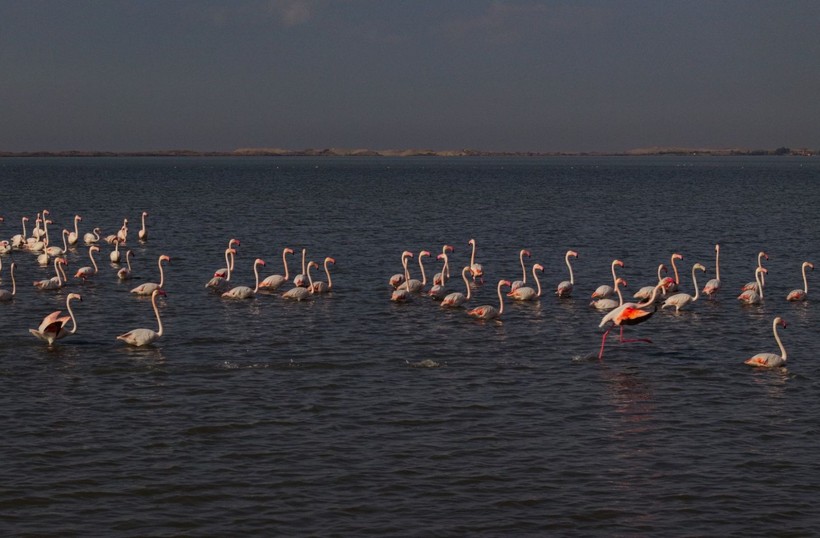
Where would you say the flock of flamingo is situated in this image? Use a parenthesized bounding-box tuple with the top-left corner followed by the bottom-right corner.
(0, 210, 336, 348)
(388, 240, 806, 366)
(0, 211, 807, 367)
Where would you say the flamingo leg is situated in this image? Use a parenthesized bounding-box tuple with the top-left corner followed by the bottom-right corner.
(618, 325, 652, 344)
(598, 327, 613, 360)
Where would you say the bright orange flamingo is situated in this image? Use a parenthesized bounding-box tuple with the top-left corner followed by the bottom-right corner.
(598, 281, 665, 359)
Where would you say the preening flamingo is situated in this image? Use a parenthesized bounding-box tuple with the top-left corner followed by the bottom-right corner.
(117, 250, 135, 280)
(510, 249, 532, 292)
(738, 267, 766, 305)
(786, 262, 813, 302)
(428, 252, 449, 299)
(467, 279, 511, 320)
(138, 211, 148, 241)
(84, 227, 101, 245)
(592, 259, 624, 299)
(206, 248, 235, 292)
(0, 262, 16, 301)
(259, 247, 294, 290)
(117, 289, 167, 346)
(390, 250, 413, 289)
(634, 264, 668, 301)
(293, 248, 309, 287)
(310, 257, 335, 294)
(662, 263, 706, 312)
(29, 292, 82, 346)
(598, 281, 665, 360)
(391, 253, 413, 302)
(222, 258, 266, 299)
(702, 244, 721, 298)
(555, 250, 579, 297)
(744, 317, 788, 368)
(34, 257, 68, 290)
(398, 250, 430, 293)
(110, 239, 122, 263)
(214, 238, 240, 278)
(468, 238, 484, 282)
(131, 254, 170, 296)
(283, 261, 316, 301)
(433, 244, 455, 285)
(509, 263, 544, 301)
(68, 214, 82, 246)
(441, 266, 473, 308)
(591, 278, 627, 311)
(74, 246, 100, 281)
(742, 251, 768, 292)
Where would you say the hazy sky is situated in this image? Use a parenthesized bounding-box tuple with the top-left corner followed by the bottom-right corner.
(1, 0, 818, 152)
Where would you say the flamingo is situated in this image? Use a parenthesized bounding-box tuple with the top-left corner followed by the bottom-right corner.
(667, 253, 684, 293)
(84, 227, 101, 245)
(591, 278, 627, 311)
(310, 257, 335, 294)
(131, 254, 170, 295)
(786, 262, 813, 302)
(293, 248, 309, 287)
(467, 238, 484, 283)
(26, 216, 46, 252)
(259, 247, 294, 290)
(138, 211, 148, 242)
(598, 281, 666, 360)
(117, 289, 167, 346)
(11, 216, 29, 249)
(555, 250, 579, 297)
(117, 218, 128, 244)
(110, 239, 122, 263)
(738, 267, 767, 305)
(391, 254, 413, 302)
(399, 250, 431, 293)
(214, 238, 240, 278)
(702, 244, 721, 298)
(222, 258, 266, 299)
(68, 214, 82, 246)
(75, 245, 100, 281)
(433, 244, 455, 285)
(742, 251, 769, 292)
(30, 212, 45, 240)
(509, 263, 544, 301)
(45, 229, 69, 257)
(467, 279, 511, 320)
(389, 250, 413, 289)
(34, 257, 68, 290)
(634, 264, 668, 301)
(0, 262, 16, 301)
(207, 248, 236, 292)
(510, 249, 532, 292)
(117, 250, 135, 280)
(0, 240, 10, 255)
(744, 317, 788, 367)
(441, 266, 473, 308)
(29, 293, 82, 346)
(591, 259, 624, 299)
(428, 252, 450, 300)
(662, 263, 707, 312)
(283, 261, 316, 301)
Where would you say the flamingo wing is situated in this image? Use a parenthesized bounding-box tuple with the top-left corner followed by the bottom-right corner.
(616, 305, 656, 326)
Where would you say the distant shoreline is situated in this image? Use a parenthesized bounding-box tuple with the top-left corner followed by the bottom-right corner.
(0, 146, 814, 157)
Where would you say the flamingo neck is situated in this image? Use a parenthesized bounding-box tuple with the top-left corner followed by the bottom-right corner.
(10, 264, 15, 296)
(802, 264, 810, 294)
(419, 256, 427, 286)
(324, 260, 333, 290)
(756, 269, 764, 299)
(282, 249, 291, 280)
(22, 218, 27, 239)
(301, 249, 306, 274)
(441, 254, 449, 285)
(497, 281, 505, 315)
(520, 252, 528, 283)
(462, 268, 472, 300)
(403, 257, 410, 283)
(224, 249, 233, 281)
(610, 260, 619, 287)
(307, 264, 315, 293)
(126, 251, 132, 271)
(54, 258, 62, 285)
(158, 258, 166, 288)
(141, 213, 147, 232)
(672, 257, 680, 284)
(62, 230, 68, 251)
(74, 217, 80, 237)
(691, 266, 701, 301)
(470, 241, 476, 266)
(566, 254, 574, 285)
(774, 320, 786, 360)
(66, 297, 78, 335)
(90, 248, 98, 273)
(533, 267, 542, 297)
(657, 264, 665, 283)
(639, 283, 663, 308)
(153, 292, 163, 336)
(253, 261, 261, 293)
(615, 280, 623, 305)
(715, 246, 720, 281)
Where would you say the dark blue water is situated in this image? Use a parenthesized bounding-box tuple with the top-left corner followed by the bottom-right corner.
(1, 156, 819, 535)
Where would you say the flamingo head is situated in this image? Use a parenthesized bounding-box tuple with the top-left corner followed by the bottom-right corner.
(500, 279, 512, 288)
(776, 317, 787, 329)
(90, 246, 100, 254)
(160, 255, 171, 263)
(401, 250, 414, 259)
(437, 253, 445, 261)
(468, 239, 476, 246)
(67, 292, 82, 302)
(522, 249, 532, 258)
(76, 215, 82, 221)
(57, 257, 68, 266)
(284, 248, 294, 255)
(694, 263, 707, 272)
(420, 250, 431, 258)
(154, 289, 167, 297)
(616, 277, 628, 288)
(23, 216, 29, 222)
(443, 244, 455, 253)
(308, 261, 319, 270)
(43, 210, 50, 216)
(568, 250, 578, 258)
(533, 263, 545, 273)
(614, 259, 624, 268)
(255, 258, 266, 267)
(230, 238, 241, 247)
(757, 267, 768, 275)
(761, 251, 769, 261)
(0, 217, 3, 222)
(325, 257, 336, 265)
(661, 277, 675, 288)
(672, 253, 683, 261)
(142, 211, 148, 217)
(807, 262, 815, 271)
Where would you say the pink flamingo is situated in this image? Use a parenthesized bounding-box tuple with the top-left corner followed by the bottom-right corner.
(131, 254, 171, 295)
(634, 264, 668, 301)
(738, 267, 766, 304)
(391, 254, 414, 302)
(702, 244, 721, 298)
(110, 239, 122, 263)
(467, 279, 512, 320)
(742, 251, 768, 292)
(441, 266, 473, 308)
(29, 292, 82, 346)
(206, 248, 235, 292)
(74, 246, 100, 281)
(428, 252, 449, 299)
(11, 216, 29, 249)
(293, 248, 309, 287)
(786, 262, 813, 302)
(310, 257, 336, 294)
(390, 251, 413, 289)
(591, 277, 627, 311)
(138, 211, 148, 242)
(467, 238, 484, 282)
(117, 250, 135, 280)
(68, 214, 82, 246)
(555, 250, 578, 297)
(667, 253, 684, 293)
(283, 261, 317, 301)
(598, 281, 665, 359)
(222, 258, 266, 299)
(745, 317, 788, 367)
(398, 250, 431, 293)
(592, 259, 624, 299)
(214, 238, 240, 278)
(34, 257, 68, 290)
(117, 289, 166, 346)
(510, 249, 532, 292)
(662, 263, 706, 312)
(509, 263, 544, 301)
(259, 247, 295, 290)
(433, 244, 455, 285)
(0, 262, 16, 301)
(83, 227, 101, 245)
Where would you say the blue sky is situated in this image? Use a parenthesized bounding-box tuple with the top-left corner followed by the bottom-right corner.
(1, 0, 818, 152)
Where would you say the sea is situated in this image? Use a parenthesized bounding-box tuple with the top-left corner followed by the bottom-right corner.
(1, 156, 819, 536)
